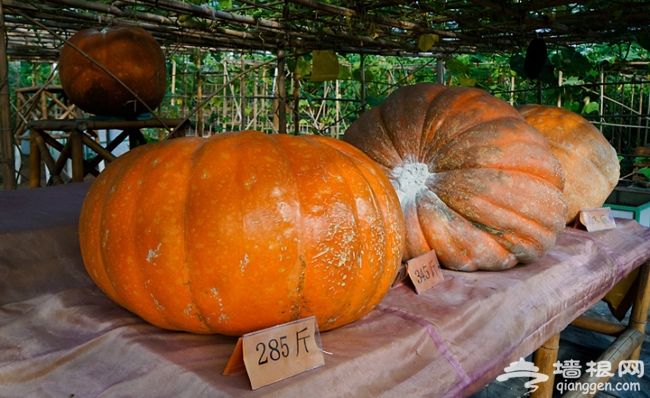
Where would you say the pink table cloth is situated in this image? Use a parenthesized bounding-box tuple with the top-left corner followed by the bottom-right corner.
(2, 182, 650, 397)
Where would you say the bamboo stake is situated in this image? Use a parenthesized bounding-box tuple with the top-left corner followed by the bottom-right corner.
(170, 60, 176, 106)
(0, 1, 15, 189)
(599, 71, 605, 133)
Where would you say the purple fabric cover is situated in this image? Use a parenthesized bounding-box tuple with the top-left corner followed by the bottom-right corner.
(1, 183, 650, 397)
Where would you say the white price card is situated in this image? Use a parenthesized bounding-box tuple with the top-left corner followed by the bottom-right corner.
(223, 316, 325, 390)
(579, 207, 617, 232)
(406, 249, 444, 294)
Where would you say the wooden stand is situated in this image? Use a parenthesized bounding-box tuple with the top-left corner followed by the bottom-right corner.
(27, 118, 191, 187)
(530, 260, 650, 397)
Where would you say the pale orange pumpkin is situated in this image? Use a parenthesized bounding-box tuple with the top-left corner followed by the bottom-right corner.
(78, 131, 404, 335)
(343, 83, 567, 271)
(519, 104, 620, 224)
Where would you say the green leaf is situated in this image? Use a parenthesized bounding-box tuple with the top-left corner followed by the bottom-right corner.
(218, 0, 232, 9)
(638, 168, 650, 179)
(310, 51, 337, 82)
(337, 64, 351, 80)
(582, 101, 599, 114)
(418, 34, 439, 52)
(509, 54, 526, 78)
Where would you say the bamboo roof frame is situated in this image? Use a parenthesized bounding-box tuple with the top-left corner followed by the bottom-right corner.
(1, 0, 649, 61)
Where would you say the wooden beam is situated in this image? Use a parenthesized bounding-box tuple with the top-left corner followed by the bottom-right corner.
(29, 129, 40, 188)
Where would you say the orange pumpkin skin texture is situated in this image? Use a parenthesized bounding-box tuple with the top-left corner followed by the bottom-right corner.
(343, 83, 567, 271)
(519, 104, 620, 224)
(78, 131, 404, 336)
(58, 26, 166, 117)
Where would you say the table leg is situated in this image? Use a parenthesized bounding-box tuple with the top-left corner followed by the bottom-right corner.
(629, 260, 650, 360)
(29, 129, 40, 188)
(531, 333, 560, 398)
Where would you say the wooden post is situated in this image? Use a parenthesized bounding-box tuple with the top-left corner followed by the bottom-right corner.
(436, 58, 445, 85)
(29, 130, 41, 188)
(530, 333, 560, 398)
(70, 129, 84, 182)
(0, 2, 15, 189)
(360, 53, 367, 112)
(510, 75, 515, 105)
(629, 260, 650, 360)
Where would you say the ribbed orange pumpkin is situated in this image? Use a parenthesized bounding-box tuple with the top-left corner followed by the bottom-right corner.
(58, 26, 167, 117)
(519, 104, 620, 224)
(343, 83, 567, 271)
(78, 131, 404, 335)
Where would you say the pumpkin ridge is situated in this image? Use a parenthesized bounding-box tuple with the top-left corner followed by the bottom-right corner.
(83, 150, 140, 303)
(100, 144, 177, 328)
(378, 102, 406, 164)
(297, 137, 365, 329)
(268, 133, 307, 324)
(325, 145, 385, 325)
(182, 137, 215, 333)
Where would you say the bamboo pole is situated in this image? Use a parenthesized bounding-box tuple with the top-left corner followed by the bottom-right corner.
(170, 60, 176, 106)
(563, 329, 644, 398)
(557, 70, 563, 107)
(570, 315, 626, 336)
(293, 56, 300, 135)
(222, 61, 228, 132)
(196, 51, 203, 137)
(599, 71, 605, 134)
(360, 53, 366, 112)
(240, 55, 246, 131)
(530, 333, 560, 398)
(436, 58, 445, 85)
(335, 79, 340, 138)
(275, 50, 287, 134)
(510, 75, 515, 105)
(0, 1, 15, 189)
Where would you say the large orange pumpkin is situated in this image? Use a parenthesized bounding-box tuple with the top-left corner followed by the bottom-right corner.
(519, 104, 620, 224)
(58, 26, 167, 117)
(78, 131, 404, 336)
(343, 83, 567, 271)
